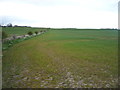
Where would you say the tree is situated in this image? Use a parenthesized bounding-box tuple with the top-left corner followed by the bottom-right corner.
(1, 16, 14, 26)
(7, 23, 12, 27)
(2, 31, 8, 39)
(28, 31, 33, 36)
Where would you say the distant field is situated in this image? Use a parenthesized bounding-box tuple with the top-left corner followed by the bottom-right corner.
(2, 27, 48, 36)
(2, 28, 118, 88)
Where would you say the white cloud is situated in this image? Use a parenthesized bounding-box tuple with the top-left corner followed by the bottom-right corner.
(0, 0, 118, 28)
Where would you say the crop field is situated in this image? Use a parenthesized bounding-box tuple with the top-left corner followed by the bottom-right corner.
(2, 28, 118, 88)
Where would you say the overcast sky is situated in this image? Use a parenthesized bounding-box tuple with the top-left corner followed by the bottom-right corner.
(0, 0, 119, 28)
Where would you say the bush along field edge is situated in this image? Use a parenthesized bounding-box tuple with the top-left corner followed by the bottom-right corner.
(2, 30, 48, 51)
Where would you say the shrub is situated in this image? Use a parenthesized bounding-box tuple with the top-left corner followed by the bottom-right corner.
(40, 30, 43, 32)
(35, 31, 38, 34)
(28, 31, 33, 36)
(2, 31, 8, 39)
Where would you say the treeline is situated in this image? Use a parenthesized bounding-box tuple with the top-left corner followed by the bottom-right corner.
(49, 28, 118, 30)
